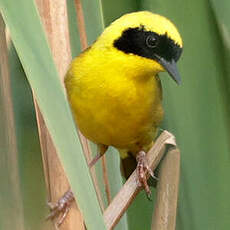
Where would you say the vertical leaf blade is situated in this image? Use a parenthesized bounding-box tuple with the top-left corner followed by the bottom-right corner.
(140, 1, 230, 230)
(0, 0, 106, 229)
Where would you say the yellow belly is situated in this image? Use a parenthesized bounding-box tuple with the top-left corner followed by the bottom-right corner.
(65, 48, 163, 153)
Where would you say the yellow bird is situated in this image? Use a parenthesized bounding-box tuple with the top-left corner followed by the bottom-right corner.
(65, 11, 183, 195)
(47, 11, 183, 226)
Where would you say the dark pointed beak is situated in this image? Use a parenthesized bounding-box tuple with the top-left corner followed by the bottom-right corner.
(155, 55, 182, 85)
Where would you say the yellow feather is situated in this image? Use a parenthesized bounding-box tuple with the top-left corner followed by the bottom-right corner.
(65, 11, 182, 157)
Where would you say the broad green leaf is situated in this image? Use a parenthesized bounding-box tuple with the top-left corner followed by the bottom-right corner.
(210, 0, 230, 109)
(0, 16, 25, 230)
(0, 0, 106, 229)
(8, 43, 49, 230)
(102, 1, 230, 229)
(140, 1, 230, 230)
(1, 16, 48, 230)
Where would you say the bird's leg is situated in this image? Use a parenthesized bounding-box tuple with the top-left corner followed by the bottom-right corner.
(88, 144, 108, 168)
(136, 150, 157, 198)
(55, 205, 71, 229)
(46, 189, 74, 228)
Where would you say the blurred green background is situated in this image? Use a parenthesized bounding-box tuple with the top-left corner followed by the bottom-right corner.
(102, 1, 230, 229)
(0, 0, 230, 230)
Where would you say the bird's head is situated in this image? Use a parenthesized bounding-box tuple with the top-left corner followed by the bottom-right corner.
(96, 11, 183, 84)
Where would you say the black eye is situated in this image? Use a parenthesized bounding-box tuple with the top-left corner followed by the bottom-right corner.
(146, 35, 158, 48)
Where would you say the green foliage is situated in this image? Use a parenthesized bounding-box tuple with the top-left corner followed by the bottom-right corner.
(0, 0, 106, 229)
(141, 1, 230, 230)
(1, 0, 230, 230)
(9, 43, 49, 230)
(102, 1, 230, 229)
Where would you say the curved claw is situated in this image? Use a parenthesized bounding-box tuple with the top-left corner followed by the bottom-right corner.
(136, 150, 157, 197)
(46, 189, 75, 228)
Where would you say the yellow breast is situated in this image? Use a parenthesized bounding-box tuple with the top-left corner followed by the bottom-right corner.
(65, 46, 163, 152)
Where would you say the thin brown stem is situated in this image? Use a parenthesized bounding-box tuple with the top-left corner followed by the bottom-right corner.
(102, 155, 112, 204)
(74, 0, 88, 50)
(151, 147, 180, 230)
(83, 142, 105, 211)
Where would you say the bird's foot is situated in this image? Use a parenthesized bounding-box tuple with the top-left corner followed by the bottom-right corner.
(46, 189, 75, 229)
(136, 150, 158, 199)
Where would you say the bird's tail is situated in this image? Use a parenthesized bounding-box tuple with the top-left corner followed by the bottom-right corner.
(120, 152, 137, 179)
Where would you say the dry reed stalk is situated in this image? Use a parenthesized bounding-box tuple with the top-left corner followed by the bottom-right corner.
(151, 147, 180, 230)
(74, 0, 88, 50)
(102, 155, 112, 204)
